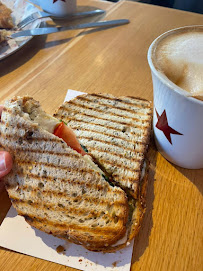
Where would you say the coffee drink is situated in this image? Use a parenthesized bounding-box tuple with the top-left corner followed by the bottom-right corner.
(152, 26, 203, 98)
(148, 26, 203, 169)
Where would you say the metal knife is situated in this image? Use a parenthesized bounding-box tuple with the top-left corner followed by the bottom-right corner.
(12, 19, 130, 38)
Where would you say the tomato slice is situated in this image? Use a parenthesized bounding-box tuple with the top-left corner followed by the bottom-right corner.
(54, 122, 86, 156)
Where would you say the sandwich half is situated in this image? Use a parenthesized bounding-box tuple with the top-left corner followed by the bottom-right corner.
(0, 97, 129, 251)
(54, 93, 152, 250)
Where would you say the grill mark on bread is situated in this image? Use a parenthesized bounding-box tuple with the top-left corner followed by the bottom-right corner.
(57, 116, 148, 134)
(96, 157, 141, 172)
(124, 95, 151, 102)
(74, 96, 151, 117)
(80, 145, 143, 163)
(1, 119, 40, 133)
(0, 126, 65, 144)
(17, 212, 124, 234)
(66, 101, 150, 124)
(55, 109, 150, 129)
(15, 147, 79, 158)
(73, 128, 146, 145)
(77, 135, 145, 150)
(11, 185, 124, 206)
(77, 96, 151, 116)
(0, 140, 81, 158)
(89, 93, 151, 107)
(112, 174, 140, 183)
(11, 198, 124, 220)
(15, 159, 99, 176)
(90, 93, 150, 105)
(14, 171, 118, 194)
(78, 137, 145, 156)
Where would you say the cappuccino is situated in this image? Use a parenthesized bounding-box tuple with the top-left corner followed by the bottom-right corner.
(148, 26, 203, 169)
(153, 26, 203, 98)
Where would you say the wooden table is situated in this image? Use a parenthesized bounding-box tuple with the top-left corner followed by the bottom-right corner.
(0, 0, 202, 270)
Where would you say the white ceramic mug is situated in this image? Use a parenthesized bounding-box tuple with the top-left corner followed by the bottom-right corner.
(148, 26, 203, 169)
(36, 0, 77, 16)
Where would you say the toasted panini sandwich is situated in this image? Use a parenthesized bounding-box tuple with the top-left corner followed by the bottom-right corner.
(0, 95, 152, 252)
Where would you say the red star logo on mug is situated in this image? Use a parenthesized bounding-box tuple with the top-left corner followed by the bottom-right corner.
(53, 0, 66, 3)
(155, 109, 183, 144)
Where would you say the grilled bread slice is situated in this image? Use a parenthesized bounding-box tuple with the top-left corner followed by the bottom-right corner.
(54, 93, 152, 199)
(0, 96, 129, 251)
(54, 93, 152, 251)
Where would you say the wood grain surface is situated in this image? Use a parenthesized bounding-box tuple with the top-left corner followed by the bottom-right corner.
(0, 1, 202, 270)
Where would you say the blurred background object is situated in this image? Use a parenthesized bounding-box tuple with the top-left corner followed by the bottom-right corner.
(105, 0, 203, 14)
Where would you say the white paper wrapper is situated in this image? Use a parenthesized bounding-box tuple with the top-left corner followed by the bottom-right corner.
(0, 0, 41, 60)
(0, 90, 134, 271)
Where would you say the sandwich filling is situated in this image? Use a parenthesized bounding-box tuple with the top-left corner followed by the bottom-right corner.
(22, 98, 85, 155)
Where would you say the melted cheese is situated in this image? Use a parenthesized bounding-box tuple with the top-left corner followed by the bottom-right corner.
(33, 112, 59, 133)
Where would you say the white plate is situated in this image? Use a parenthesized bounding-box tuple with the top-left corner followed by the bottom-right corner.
(0, 0, 41, 61)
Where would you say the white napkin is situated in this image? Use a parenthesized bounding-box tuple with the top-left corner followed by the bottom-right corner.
(0, 90, 134, 271)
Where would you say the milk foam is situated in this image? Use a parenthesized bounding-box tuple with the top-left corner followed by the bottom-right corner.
(155, 29, 203, 96)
